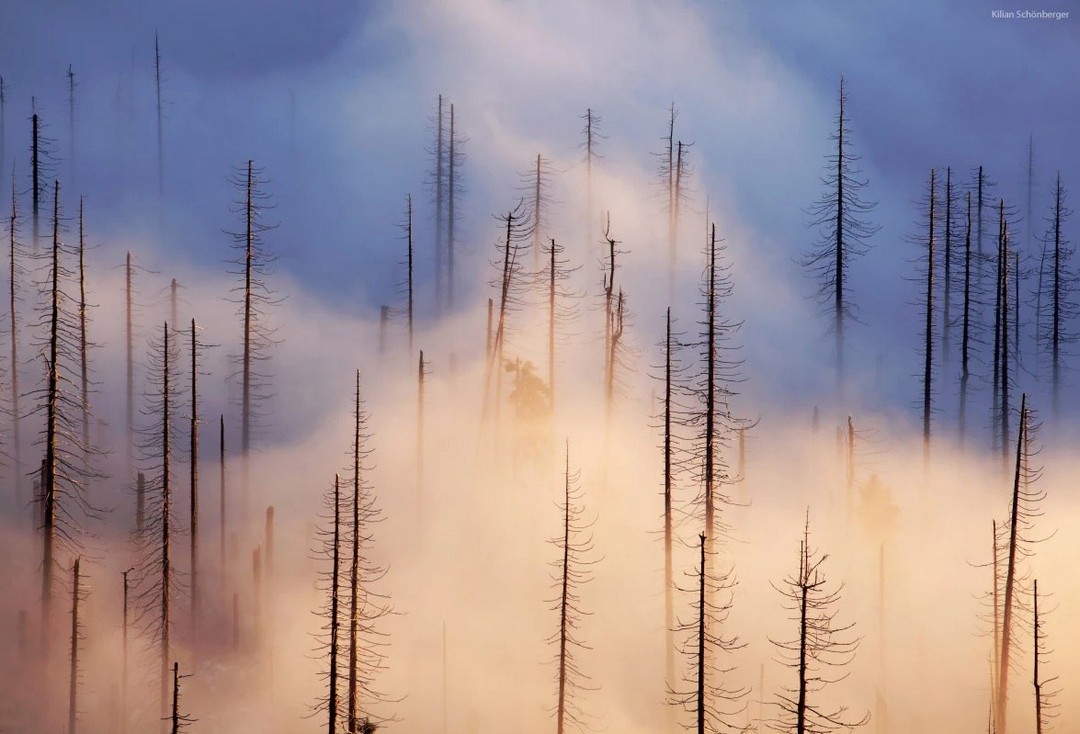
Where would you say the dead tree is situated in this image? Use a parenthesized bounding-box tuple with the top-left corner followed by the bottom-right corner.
(549, 443, 598, 734)
(344, 374, 393, 731)
(917, 170, 936, 466)
(312, 474, 344, 733)
(0, 77, 5, 178)
(652, 307, 691, 696)
(767, 516, 869, 734)
(1032, 579, 1059, 734)
(580, 108, 603, 252)
(67, 65, 77, 186)
(482, 201, 531, 425)
(131, 321, 181, 724)
(1037, 174, 1074, 418)
(691, 224, 744, 563)
(169, 662, 193, 734)
(668, 533, 746, 734)
(121, 567, 134, 734)
(219, 414, 225, 572)
(803, 76, 879, 389)
(8, 172, 22, 502)
(76, 199, 90, 452)
(187, 319, 212, 641)
(996, 394, 1045, 733)
(33, 180, 100, 651)
(430, 95, 446, 311)
(524, 153, 554, 271)
(399, 194, 414, 356)
(228, 160, 279, 519)
(959, 191, 973, 446)
(544, 238, 580, 410)
(67, 557, 84, 734)
(154, 32, 164, 194)
(942, 167, 960, 361)
(658, 103, 677, 297)
(447, 103, 464, 311)
(126, 251, 135, 481)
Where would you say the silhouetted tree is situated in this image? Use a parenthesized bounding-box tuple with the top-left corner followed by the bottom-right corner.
(803, 76, 879, 388)
(549, 443, 599, 734)
(959, 191, 974, 445)
(915, 169, 937, 465)
(767, 516, 869, 734)
(168, 662, 194, 734)
(446, 102, 464, 311)
(668, 533, 746, 734)
(121, 567, 134, 734)
(8, 172, 22, 502)
(1036, 174, 1074, 417)
(313, 474, 344, 734)
(186, 319, 212, 642)
(580, 108, 603, 251)
(1032, 579, 1059, 734)
(417, 350, 427, 506)
(67, 556, 84, 734)
(430, 95, 446, 311)
(67, 65, 77, 186)
(941, 167, 960, 361)
(544, 238, 580, 410)
(154, 32, 164, 195)
(228, 160, 280, 518)
(996, 394, 1044, 733)
(131, 321, 182, 724)
(399, 194, 415, 356)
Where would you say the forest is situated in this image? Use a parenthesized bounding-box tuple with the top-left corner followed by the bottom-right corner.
(0, 4, 1077, 734)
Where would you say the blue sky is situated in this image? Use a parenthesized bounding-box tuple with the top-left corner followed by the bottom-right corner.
(0, 0, 1076, 424)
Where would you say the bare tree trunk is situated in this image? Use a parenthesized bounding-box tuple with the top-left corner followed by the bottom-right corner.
(189, 320, 199, 644)
(126, 252, 135, 483)
(242, 160, 254, 519)
(548, 239, 556, 407)
(922, 170, 936, 467)
(348, 372, 361, 733)
(159, 323, 173, 727)
(1033, 578, 1042, 734)
(1051, 175, 1063, 417)
(556, 450, 571, 734)
(42, 181, 62, 650)
(78, 200, 89, 454)
(663, 307, 675, 698)
(155, 32, 164, 195)
(834, 82, 846, 390)
(169, 279, 178, 330)
(943, 168, 953, 360)
(328, 475, 342, 734)
(434, 95, 444, 313)
(406, 194, 414, 357)
(121, 568, 132, 734)
(960, 192, 972, 446)
(32, 113, 40, 248)
(997, 394, 1027, 732)
(68, 557, 81, 734)
(9, 177, 20, 503)
(417, 350, 425, 509)
(695, 533, 706, 734)
(219, 415, 226, 575)
(169, 662, 179, 734)
(704, 225, 717, 557)
(448, 103, 457, 311)
(796, 539, 809, 734)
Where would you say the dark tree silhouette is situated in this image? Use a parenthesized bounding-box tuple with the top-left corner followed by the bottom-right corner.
(548, 443, 599, 734)
(430, 94, 446, 311)
(580, 108, 603, 251)
(186, 319, 213, 643)
(227, 160, 280, 519)
(959, 191, 974, 445)
(767, 516, 869, 734)
(121, 567, 134, 734)
(417, 350, 427, 506)
(915, 169, 937, 465)
(803, 76, 879, 389)
(1036, 174, 1075, 417)
(311, 474, 344, 733)
(8, 172, 23, 503)
(67, 65, 77, 187)
(1032, 579, 1059, 734)
(544, 238, 580, 410)
(218, 414, 226, 573)
(524, 153, 555, 271)
(446, 101, 464, 312)
(131, 321, 182, 724)
(168, 662, 194, 734)
(399, 193, 415, 356)
(32, 180, 100, 652)
(668, 533, 746, 734)
(67, 556, 84, 734)
(154, 32, 164, 195)
(996, 394, 1045, 733)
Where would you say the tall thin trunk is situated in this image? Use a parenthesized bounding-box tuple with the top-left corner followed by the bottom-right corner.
(695, 533, 706, 734)
(960, 192, 972, 446)
(1001, 215, 1011, 465)
(348, 372, 361, 733)
(1033, 578, 1042, 734)
(189, 320, 199, 643)
(447, 100, 455, 308)
(663, 307, 675, 697)
(533, 153, 542, 271)
(68, 557, 81, 734)
(704, 225, 717, 555)
(0, 77, 5, 182)
(922, 169, 936, 467)
(42, 180, 61, 649)
(169, 279, 178, 330)
(435, 95, 444, 312)
(997, 394, 1027, 733)
(835, 79, 846, 389)
(155, 32, 163, 195)
(32, 113, 40, 248)
(121, 568, 132, 734)
(406, 194, 414, 356)
(796, 539, 809, 734)
(328, 475, 342, 734)
(555, 448, 572, 734)
(943, 167, 953, 360)
(672, 140, 685, 300)
(548, 239, 556, 407)
(9, 175, 20, 503)
(78, 199, 89, 453)
(68, 65, 76, 187)
(241, 161, 254, 516)
(1051, 175, 1063, 416)
(991, 521, 1000, 730)
(584, 108, 594, 254)
(126, 252, 134, 479)
(219, 414, 226, 573)
(159, 322, 173, 726)
(992, 204, 1003, 451)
